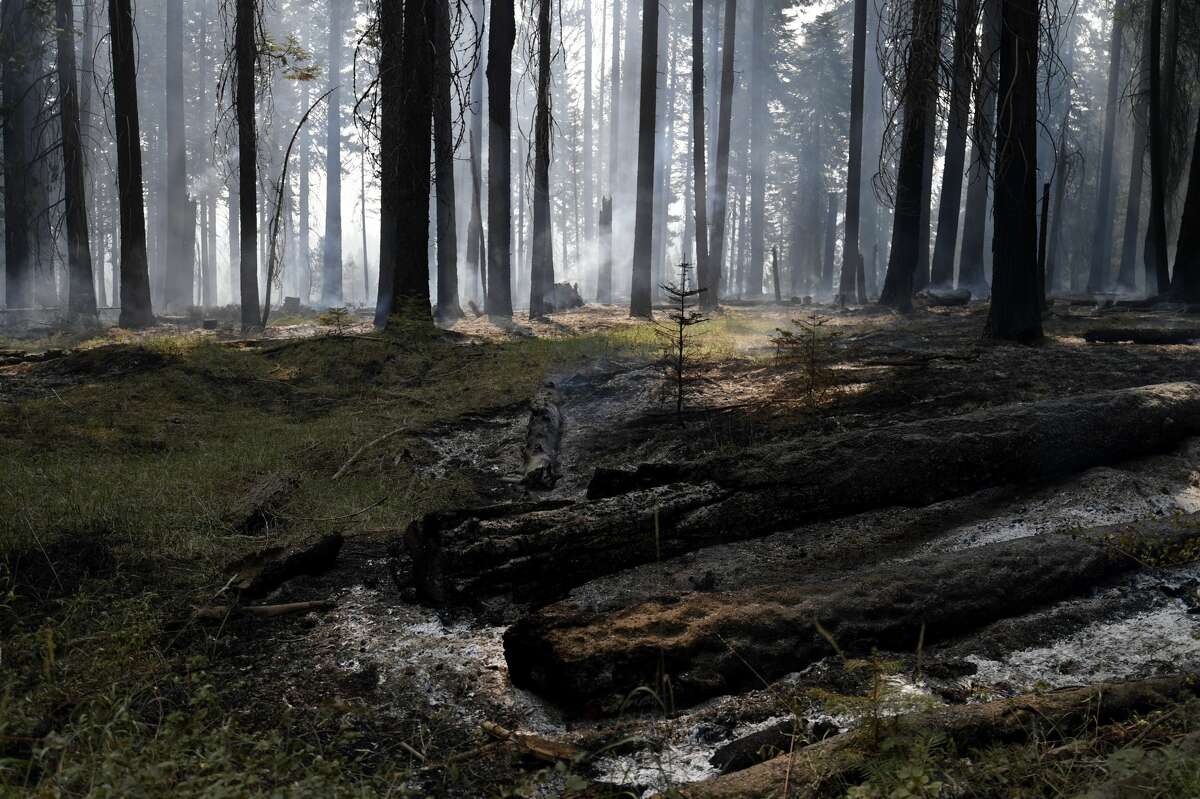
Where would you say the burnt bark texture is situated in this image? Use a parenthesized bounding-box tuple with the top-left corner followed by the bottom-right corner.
(322, 0, 345, 307)
(958, 0, 1001, 293)
(57, 0, 98, 321)
(530, 0, 556, 319)
(507, 516, 1200, 716)
(401, 383, 1200, 606)
(433, 0, 463, 322)
(705, 0, 737, 310)
(110, 0, 155, 327)
(691, 0, 711, 295)
(235, 0, 260, 328)
(1171, 112, 1200, 302)
(985, 0, 1042, 341)
(521, 382, 564, 489)
(485, 0, 516, 318)
(1086, 5, 1125, 294)
(629, 0, 659, 318)
(840, 0, 868, 300)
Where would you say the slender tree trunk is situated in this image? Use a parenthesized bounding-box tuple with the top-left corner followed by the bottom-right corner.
(485, 0, 516, 318)
(377, 0, 435, 324)
(1145, 0, 1170, 296)
(930, 0, 979, 288)
(465, 0, 486, 301)
(81, 0, 105, 309)
(57, 0, 97, 321)
(1046, 108, 1071, 292)
(583, 0, 595, 248)
(986, 0, 1042, 341)
(235, 0, 259, 326)
(433, 0, 462, 321)
(841, 0, 868, 300)
(706, 0, 737, 310)
(2, 0, 35, 309)
(600, 0, 622, 305)
(822, 193, 837, 296)
(108, 0, 154, 326)
(959, 0, 1001, 292)
(530, 0, 555, 318)
(322, 0, 344, 307)
(1086, 7, 1125, 294)
(629, 0, 659, 318)
(879, 0, 940, 311)
(691, 0, 711, 295)
(1117, 13, 1150, 292)
(165, 0, 192, 310)
(747, 0, 767, 297)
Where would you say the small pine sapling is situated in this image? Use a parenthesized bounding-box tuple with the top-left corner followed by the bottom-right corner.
(655, 261, 708, 426)
(318, 307, 353, 336)
(772, 313, 843, 410)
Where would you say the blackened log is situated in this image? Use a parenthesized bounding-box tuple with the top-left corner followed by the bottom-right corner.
(504, 516, 1200, 716)
(521, 382, 564, 489)
(1083, 329, 1200, 345)
(405, 383, 1200, 606)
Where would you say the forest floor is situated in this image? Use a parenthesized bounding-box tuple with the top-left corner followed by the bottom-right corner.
(4, 299, 1200, 797)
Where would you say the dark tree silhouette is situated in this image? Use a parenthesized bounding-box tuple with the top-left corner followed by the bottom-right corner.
(530, 0, 556, 319)
(629, 0, 660, 318)
(235, 0, 260, 328)
(691, 0, 711, 299)
(57, 0, 98, 321)
(1085, 3, 1125, 294)
(434, 0, 462, 322)
(706, 0, 737, 311)
(486, 0, 516, 319)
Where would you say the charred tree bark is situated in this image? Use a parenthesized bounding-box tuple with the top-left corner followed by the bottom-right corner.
(878, 0, 940, 312)
(2, 0, 36, 310)
(929, 0, 979, 288)
(985, 0, 1042, 341)
(821, 193, 837, 297)
(747, 0, 767, 297)
(530, 0, 555, 319)
(521, 382, 564, 489)
(485, 0, 516, 319)
(377, 0, 435, 324)
(628, 0, 659, 318)
(164, 0, 192, 311)
(433, 0, 463, 322)
(57, 0, 98, 321)
(1168, 111, 1200, 302)
(598, 0, 620, 305)
(235, 0, 259, 328)
(958, 0, 1001, 293)
(109, 0, 155, 327)
(1117, 13, 1151, 292)
(705, 0, 737, 310)
(401, 383, 1200, 606)
(1145, 0, 1170, 296)
(1086, 6, 1125, 294)
(505, 516, 1200, 715)
(840, 0, 868, 300)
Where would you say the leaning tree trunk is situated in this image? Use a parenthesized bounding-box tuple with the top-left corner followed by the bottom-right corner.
(929, 0, 979, 288)
(1085, 5, 1125, 294)
(1169, 111, 1200, 301)
(1145, 0, 1170, 296)
(628, 0, 659, 318)
(109, 0, 155, 327)
(706, 0, 737, 310)
(377, 0, 435, 325)
(840, 0, 868, 300)
(433, 0, 462, 322)
(322, 0, 344, 308)
(878, 0, 940, 312)
(485, 0, 516, 319)
(235, 0, 259, 328)
(691, 0, 711, 294)
(986, 0, 1042, 341)
(57, 0, 98, 322)
(529, 0, 555, 319)
(958, 0, 1000, 293)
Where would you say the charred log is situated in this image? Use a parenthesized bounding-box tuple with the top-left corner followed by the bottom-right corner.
(503, 515, 1200, 716)
(521, 383, 565, 489)
(1083, 329, 1200, 345)
(403, 383, 1200, 606)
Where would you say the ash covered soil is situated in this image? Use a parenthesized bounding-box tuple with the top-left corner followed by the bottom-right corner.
(8, 301, 1200, 797)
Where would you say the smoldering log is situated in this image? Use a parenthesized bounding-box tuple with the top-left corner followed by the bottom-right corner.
(225, 533, 344, 599)
(404, 383, 1200, 605)
(503, 515, 1200, 716)
(1083, 328, 1200, 345)
(521, 382, 564, 489)
(674, 675, 1200, 799)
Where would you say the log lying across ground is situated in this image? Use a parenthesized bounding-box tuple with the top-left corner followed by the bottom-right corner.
(673, 675, 1200, 799)
(503, 515, 1200, 716)
(520, 382, 564, 489)
(1084, 328, 1200, 345)
(403, 383, 1200, 605)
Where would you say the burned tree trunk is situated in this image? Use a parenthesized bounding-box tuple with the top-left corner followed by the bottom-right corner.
(401, 383, 1200, 605)
(705, 0, 737, 310)
(958, 0, 1000, 294)
(433, 0, 462, 322)
(235, 0, 260, 328)
(1086, 5, 1125, 294)
(484, 0, 516, 319)
(529, 0, 555, 320)
(322, 0, 344, 308)
(57, 0, 98, 322)
(628, 0, 660, 318)
(1171, 111, 1200, 302)
(109, 0, 155, 328)
(521, 383, 564, 489)
(691, 0, 711, 295)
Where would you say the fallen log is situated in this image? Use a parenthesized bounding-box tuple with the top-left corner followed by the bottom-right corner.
(923, 287, 972, 307)
(672, 675, 1200, 799)
(404, 383, 1200, 605)
(521, 382, 564, 490)
(503, 515, 1200, 716)
(225, 533, 344, 600)
(193, 599, 336, 623)
(1083, 328, 1200, 345)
